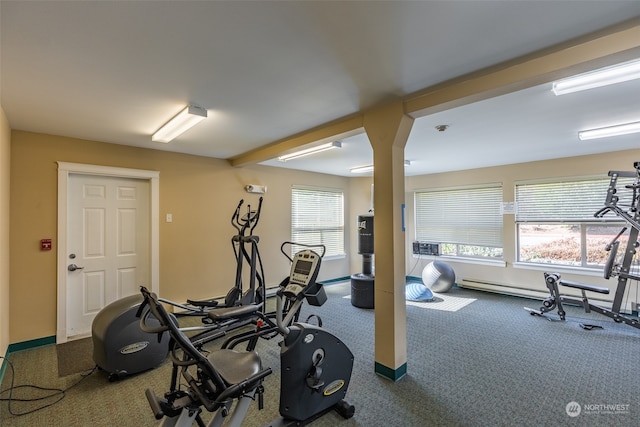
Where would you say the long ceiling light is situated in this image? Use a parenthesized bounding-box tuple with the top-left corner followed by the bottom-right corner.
(552, 58, 640, 95)
(578, 121, 640, 141)
(351, 160, 410, 174)
(277, 141, 341, 162)
(152, 105, 208, 143)
(350, 165, 374, 174)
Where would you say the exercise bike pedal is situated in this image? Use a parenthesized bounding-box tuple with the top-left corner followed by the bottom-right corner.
(145, 388, 165, 420)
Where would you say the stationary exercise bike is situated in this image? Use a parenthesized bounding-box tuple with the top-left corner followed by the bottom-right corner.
(138, 245, 355, 426)
(269, 244, 355, 425)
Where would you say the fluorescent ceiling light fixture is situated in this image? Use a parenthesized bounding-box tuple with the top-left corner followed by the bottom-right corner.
(351, 161, 410, 174)
(350, 165, 374, 174)
(152, 105, 208, 143)
(552, 58, 640, 95)
(578, 121, 640, 141)
(277, 141, 341, 162)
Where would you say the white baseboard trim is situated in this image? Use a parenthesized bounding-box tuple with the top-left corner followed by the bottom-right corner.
(458, 279, 634, 314)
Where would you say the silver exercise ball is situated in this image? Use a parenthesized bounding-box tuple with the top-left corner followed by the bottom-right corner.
(421, 261, 456, 293)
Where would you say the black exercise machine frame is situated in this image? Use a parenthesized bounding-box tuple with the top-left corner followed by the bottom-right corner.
(167, 197, 271, 347)
(187, 196, 266, 311)
(138, 242, 354, 426)
(185, 242, 328, 352)
(138, 286, 272, 427)
(527, 162, 640, 330)
(215, 241, 327, 352)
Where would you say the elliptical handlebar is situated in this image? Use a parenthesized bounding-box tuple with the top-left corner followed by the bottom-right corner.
(231, 197, 264, 235)
(138, 288, 169, 337)
(249, 197, 263, 234)
(231, 199, 244, 233)
(280, 241, 326, 262)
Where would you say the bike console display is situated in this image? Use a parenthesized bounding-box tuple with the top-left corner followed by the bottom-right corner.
(283, 250, 321, 299)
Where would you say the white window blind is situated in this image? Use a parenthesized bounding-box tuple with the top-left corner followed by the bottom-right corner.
(415, 185, 503, 247)
(291, 186, 344, 257)
(515, 177, 633, 223)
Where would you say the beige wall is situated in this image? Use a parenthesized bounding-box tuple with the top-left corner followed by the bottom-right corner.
(405, 149, 640, 299)
(0, 107, 10, 356)
(338, 149, 640, 300)
(9, 129, 640, 344)
(10, 131, 353, 343)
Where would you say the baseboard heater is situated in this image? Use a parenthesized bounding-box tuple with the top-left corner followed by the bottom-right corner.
(458, 279, 633, 314)
(266, 286, 280, 298)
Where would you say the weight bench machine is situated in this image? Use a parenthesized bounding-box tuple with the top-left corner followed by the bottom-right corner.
(526, 162, 640, 330)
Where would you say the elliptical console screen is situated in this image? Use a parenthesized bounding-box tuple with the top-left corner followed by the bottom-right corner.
(284, 250, 320, 298)
(293, 260, 312, 276)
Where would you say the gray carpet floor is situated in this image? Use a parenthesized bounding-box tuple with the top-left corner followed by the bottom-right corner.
(1, 282, 639, 426)
(56, 337, 94, 377)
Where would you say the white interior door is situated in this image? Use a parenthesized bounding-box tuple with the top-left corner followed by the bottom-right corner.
(65, 173, 150, 339)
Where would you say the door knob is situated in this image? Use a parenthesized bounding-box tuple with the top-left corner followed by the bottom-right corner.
(68, 264, 85, 272)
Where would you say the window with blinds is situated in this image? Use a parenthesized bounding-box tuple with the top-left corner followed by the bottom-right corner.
(291, 186, 344, 257)
(515, 176, 631, 267)
(515, 177, 632, 223)
(415, 184, 503, 258)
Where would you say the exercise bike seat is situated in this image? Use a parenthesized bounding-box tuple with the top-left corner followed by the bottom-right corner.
(209, 349, 263, 385)
(560, 279, 610, 294)
(207, 304, 260, 321)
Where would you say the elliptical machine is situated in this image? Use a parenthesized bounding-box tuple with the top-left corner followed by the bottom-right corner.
(188, 197, 266, 310)
(91, 198, 267, 381)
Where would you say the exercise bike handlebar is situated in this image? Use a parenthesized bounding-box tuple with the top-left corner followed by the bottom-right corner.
(276, 294, 305, 336)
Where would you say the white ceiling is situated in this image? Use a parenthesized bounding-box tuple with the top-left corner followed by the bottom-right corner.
(2, 1, 639, 177)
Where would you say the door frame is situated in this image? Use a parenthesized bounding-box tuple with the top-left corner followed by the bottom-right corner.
(56, 162, 160, 343)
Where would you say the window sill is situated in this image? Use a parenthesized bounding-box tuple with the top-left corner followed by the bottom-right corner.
(412, 254, 506, 268)
(513, 262, 604, 277)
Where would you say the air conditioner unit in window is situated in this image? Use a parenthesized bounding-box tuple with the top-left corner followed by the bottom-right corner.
(412, 242, 440, 256)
